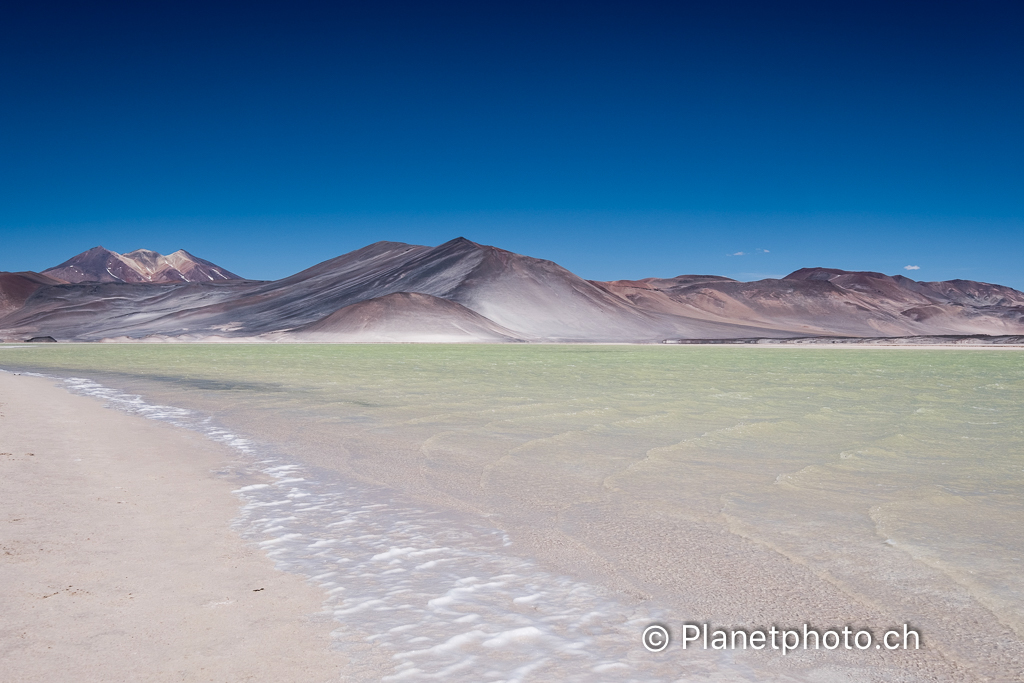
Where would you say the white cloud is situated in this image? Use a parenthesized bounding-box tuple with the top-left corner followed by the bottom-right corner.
(731, 251, 746, 256)
(904, 265, 920, 270)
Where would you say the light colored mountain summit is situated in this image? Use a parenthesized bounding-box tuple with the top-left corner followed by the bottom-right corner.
(42, 246, 241, 284)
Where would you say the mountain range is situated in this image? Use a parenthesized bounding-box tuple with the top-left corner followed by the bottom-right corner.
(1, 238, 1023, 343)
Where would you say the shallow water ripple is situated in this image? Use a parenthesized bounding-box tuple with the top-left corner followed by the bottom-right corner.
(234, 460, 673, 681)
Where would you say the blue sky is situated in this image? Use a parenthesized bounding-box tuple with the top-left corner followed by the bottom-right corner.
(2, 1, 1021, 287)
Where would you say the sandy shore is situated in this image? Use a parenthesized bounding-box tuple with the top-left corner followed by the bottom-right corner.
(0, 372, 349, 682)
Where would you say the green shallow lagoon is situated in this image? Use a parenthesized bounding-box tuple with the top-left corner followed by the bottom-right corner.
(3, 343, 1023, 680)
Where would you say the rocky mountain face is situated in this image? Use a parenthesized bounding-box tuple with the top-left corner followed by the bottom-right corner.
(41, 246, 241, 284)
(2, 238, 1023, 342)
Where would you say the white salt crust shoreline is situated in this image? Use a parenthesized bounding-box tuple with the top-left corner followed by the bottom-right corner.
(0, 371, 361, 682)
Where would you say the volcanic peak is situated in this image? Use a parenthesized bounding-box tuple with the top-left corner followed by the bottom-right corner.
(42, 246, 241, 284)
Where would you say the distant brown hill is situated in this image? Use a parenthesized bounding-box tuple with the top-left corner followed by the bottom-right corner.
(1, 238, 1023, 342)
(594, 266, 1024, 338)
(42, 246, 241, 284)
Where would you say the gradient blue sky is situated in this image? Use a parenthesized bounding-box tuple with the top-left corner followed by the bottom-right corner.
(2, 1, 1021, 287)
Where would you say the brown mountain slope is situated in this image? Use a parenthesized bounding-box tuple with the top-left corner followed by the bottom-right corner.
(0, 272, 66, 318)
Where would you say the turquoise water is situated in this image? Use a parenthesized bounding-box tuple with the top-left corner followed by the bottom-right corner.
(2, 344, 1022, 681)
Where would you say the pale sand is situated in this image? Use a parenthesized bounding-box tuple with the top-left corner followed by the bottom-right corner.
(0, 372, 352, 682)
